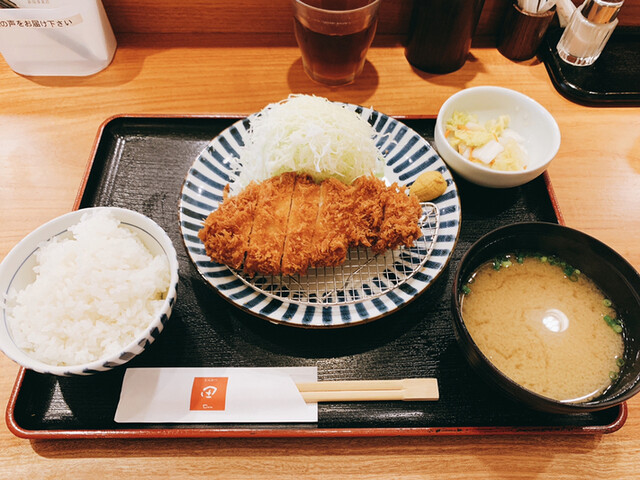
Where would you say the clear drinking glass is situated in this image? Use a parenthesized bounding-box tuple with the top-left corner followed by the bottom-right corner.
(291, 0, 380, 86)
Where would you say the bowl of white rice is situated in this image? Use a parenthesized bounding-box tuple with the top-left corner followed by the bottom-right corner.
(0, 207, 179, 376)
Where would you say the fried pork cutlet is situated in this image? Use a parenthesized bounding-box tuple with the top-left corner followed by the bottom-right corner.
(243, 172, 297, 276)
(281, 174, 321, 276)
(345, 175, 386, 248)
(198, 182, 259, 270)
(311, 177, 352, 268)
(372, 182, 423, 254)
(198, 172, 423, 277)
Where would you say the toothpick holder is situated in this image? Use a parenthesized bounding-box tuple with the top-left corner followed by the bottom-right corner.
(498, 3, 556, 61)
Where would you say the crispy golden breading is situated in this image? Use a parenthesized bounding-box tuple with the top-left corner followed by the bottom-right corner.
(345, 175, 387, 248)
(281, 174, 321, 276)
(243, 172, 297, 276)
(311, 178, 351, 268)
(372, 182, 423, 254)
(198, 182, 259, 270)
(198, 173, 423, 276)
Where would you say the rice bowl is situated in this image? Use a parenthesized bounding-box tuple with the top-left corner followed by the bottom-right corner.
(0, 207, 179, 376)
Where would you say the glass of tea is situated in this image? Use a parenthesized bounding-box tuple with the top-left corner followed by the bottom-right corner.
(292, 0, 381, 86)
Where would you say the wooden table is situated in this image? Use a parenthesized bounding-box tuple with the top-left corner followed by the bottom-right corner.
(1, 34, 639, 479)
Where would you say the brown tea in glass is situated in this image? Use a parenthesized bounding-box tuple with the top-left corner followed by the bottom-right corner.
(292, 0, 380, 86)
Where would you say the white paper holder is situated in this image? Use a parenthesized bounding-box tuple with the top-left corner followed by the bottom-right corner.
(0, 0, 116, 76)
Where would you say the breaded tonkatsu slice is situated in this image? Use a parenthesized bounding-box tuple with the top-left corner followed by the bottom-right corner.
(311, 177, 352, 268)
(281, 174, 321, 276)
(372, 182, 423, 254)
(198, 172, 423, 277)
(345, 175, 387, 248)
(243, 172, 297, 276)
(198, 182, 260, 270)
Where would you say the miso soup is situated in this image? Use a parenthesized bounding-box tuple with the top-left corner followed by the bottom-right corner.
(460, 254, 625, 403)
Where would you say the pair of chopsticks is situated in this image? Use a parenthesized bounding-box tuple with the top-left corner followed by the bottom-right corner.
(296, 378, 439, 403)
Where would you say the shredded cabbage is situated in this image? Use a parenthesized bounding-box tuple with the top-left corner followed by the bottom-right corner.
(445, 111, 528, 171)
(229, 95, 383, 195)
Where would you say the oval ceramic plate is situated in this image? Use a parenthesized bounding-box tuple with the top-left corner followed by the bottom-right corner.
(179, 105, 461, 328)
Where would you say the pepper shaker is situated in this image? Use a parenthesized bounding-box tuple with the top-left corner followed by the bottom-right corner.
(556, 0, 624, 67)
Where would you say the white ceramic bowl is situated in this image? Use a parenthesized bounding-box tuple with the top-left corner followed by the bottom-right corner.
(0, 207, 179, 376)
(434, 86, 561, 188)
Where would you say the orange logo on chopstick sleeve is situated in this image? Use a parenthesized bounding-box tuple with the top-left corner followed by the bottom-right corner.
(190, 377, 229, 411)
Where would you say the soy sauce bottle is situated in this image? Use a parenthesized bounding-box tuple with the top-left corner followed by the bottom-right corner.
(405, 0, 486, 74)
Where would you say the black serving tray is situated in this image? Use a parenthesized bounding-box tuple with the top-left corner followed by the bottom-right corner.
(541, 26, 640, 107)
(6, 116, 625, 438)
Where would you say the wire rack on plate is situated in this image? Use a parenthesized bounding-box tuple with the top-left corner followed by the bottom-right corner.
(231, 202, 440, 306)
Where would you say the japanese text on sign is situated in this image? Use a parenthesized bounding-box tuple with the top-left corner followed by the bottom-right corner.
(0, 14, 82, 29)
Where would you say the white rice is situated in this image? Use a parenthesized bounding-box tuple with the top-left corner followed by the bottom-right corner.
(6, 210, 170, 366)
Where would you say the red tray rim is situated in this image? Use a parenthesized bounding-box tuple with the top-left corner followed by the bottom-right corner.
(6, 366, 628, 439)
(7, 114, 618, 440)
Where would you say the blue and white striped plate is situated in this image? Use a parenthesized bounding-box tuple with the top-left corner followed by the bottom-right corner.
(179, 106, 461, 328)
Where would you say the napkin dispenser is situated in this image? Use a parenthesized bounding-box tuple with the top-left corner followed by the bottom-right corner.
(0, 0, 116, 76)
